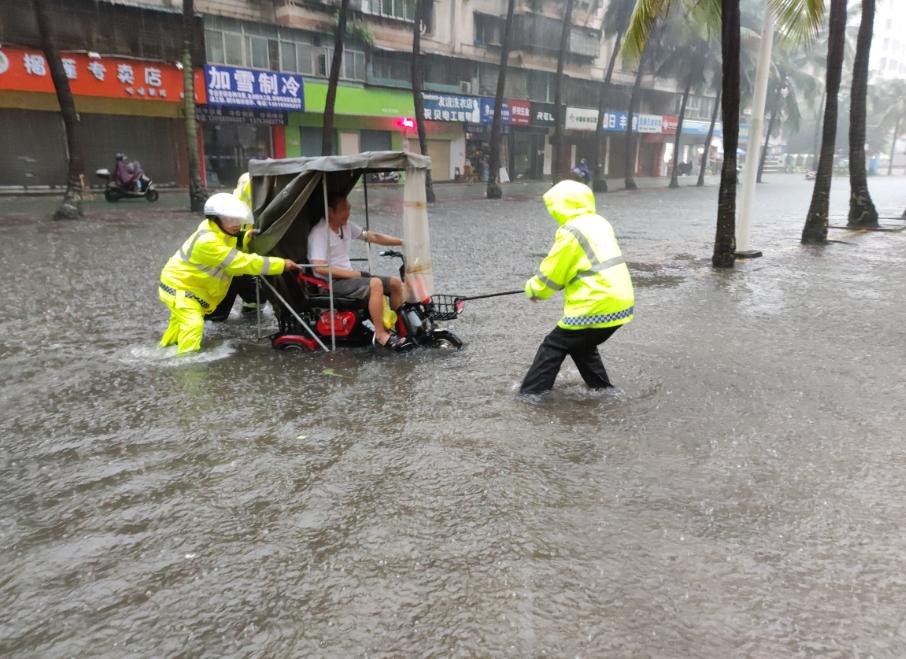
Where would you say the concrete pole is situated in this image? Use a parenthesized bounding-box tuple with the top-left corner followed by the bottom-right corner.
(736, 6, 774, 257)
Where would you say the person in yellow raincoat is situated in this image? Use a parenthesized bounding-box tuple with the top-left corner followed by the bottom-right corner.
(521, 180, 634, 395)
(158, 192, 299, 353)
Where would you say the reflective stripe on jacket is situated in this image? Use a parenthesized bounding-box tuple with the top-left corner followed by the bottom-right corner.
(525, 180, 634, 330)
(160, 218, 284, 311)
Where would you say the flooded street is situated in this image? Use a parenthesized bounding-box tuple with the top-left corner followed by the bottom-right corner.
(2, 175, 906, 656)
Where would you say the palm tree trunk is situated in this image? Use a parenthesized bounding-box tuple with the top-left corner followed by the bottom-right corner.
(847, 0, 879, 227)
(802, 0, 848, 245)
(756, 97, 779, 184)
(712, 0, 741, 268)
(552, 0, 575, 183)
(183, 0, 207, 212)
(411, 0, 435, 202)
(697, 86, 720, 187)
(624, 55, 647, 190)
(669, 74, 693, 189)
(811, 90, 825, 169)
(889, 115, 900, 176)
(593, 30, 623, 192)
(34, 0, 83, 220)
(323, 0, 350, 155)
(487, 0, 516, 199)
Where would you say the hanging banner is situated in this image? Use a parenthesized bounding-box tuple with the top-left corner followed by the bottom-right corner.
(508, 99, 531, 126)
(421, 93, 480, 122)
(196, 106, 286, 126)
(204, 64, 303, 111)
(0, 46, 205, 103)
(565, 106, 599, 131)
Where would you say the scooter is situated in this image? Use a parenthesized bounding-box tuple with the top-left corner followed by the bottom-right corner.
(269, 249, 464, 352)
(95, 168, 159, 203)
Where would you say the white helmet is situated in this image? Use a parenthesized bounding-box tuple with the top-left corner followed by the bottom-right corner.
(204, 192, 251, 224)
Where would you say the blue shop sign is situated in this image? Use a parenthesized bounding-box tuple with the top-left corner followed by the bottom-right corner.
(205, 64, 304, 111)
(422, 93, 480, 122)
(480, 97, 511, 124)
(599, 111, 663, 133)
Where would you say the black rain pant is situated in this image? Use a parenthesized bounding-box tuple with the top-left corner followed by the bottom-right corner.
(520, 325, 620, 395)
(208, 275, 259, 322)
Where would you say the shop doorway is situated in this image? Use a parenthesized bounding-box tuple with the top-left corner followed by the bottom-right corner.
(203, 123, 272, 188)
(427, 140, 450, 181)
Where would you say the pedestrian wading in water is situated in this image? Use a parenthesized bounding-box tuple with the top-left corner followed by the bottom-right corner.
(521, 180, 634, 395)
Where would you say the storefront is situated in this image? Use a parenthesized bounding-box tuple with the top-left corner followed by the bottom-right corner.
(421, 92, 475, 181)
(199, 64, 302, 188)
(0, 46, 203, 188)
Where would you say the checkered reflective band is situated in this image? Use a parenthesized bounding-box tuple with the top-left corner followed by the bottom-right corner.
(561, 306, 633, 326)
(159, 282, 210, 309)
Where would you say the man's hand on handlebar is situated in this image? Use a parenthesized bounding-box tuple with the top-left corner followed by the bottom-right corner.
(283, 258, 301, 271)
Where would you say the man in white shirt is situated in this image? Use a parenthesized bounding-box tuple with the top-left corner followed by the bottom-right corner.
(308, 192, 408, 350)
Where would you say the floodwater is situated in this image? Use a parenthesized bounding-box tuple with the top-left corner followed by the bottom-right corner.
(2, 175, 905, 657)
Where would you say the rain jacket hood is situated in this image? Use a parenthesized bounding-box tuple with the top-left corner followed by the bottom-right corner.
(543, 180, 596, 226)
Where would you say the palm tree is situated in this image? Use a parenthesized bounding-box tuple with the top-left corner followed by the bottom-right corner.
(655, 17, 715, 189)
(593, 0, 636, 191)
(623, 41, 654, 191)
(322, 0, 350, 155)
(875, 79, 906, 176)
(696, 84, 721, 187)
(33, 0, 83, 220)
(183, 0, 207, 212)
(411, 0, 435, 202)
(802, 0, 847, 245)
(847, 0, 878, 227)
(552, 0, 575, 183)
(487, 0, 516, 199)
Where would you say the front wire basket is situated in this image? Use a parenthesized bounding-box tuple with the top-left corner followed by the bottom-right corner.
(424, 294, 464, 321)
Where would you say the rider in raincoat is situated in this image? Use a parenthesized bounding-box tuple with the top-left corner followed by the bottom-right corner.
(159, 193, 298, 353)
(521, 180, 634, 395)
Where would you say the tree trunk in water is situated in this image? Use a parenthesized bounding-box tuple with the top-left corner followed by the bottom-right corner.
(847, 0, 879, 227)
(712, 0, 741, 268)
(669, 74, 693, 189)
(889, 115, 900, 176)
(593, 30, 622, 192)
(34, 0, 83, 219)
(697, 86, 720, 187)
(183, 0, 207, 212)
(624, 52, 647, 191)
(756, 98, 779, 184)
(802, 0, 848, 244)
(322, 0, 350, 156)
(552, 0, 574, 183)
(411, 0, 435, 202)
(487, 0, 516, 200)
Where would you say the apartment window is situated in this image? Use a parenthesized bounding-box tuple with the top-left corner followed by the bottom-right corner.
(359, 0, 414, 20)
(478, 63, 498, 95)
(298, 44, 315, 74)
(504, 69, 528, 99)
(372, 52, 410, 82)
(344, 50, 366, 80)
(248, 36, 278, 70)
(205, 29, 225, 64)
(474, 13, 503, 46)
(224, 31, 244, 66)
(281, 41, 297, 72)
(527, 70, 553, 102)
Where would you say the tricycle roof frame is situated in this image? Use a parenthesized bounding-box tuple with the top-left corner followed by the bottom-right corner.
(248, 150, 432, 178)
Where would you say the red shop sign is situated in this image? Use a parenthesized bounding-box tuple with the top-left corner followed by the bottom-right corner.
(508, 98, 531, 126)
(0, 47, 206, 104)
(661, 115, 679, 135)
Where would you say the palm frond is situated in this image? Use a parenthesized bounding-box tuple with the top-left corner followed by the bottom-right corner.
(769, 0, 825, 46)
(620, 0, 674, 64)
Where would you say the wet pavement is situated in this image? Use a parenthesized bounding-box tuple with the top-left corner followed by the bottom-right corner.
(1, 174, 905, 657)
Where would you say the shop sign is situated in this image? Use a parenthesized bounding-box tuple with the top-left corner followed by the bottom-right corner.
(422, 93, 479, 122)
(661, 115, 679, 135)
(531, 102, 556, 127)
(509, 99, 531, 126)
(565, 106, 599, 131)
(600, 111, 666, 134)
(480, 97, 511, 124)
(205, 64, 303, 111)
(636, 113, 663, 133)
(681, 119, 723, 137)
(196, 106, 286, 126)
(0, 46, 205, 103)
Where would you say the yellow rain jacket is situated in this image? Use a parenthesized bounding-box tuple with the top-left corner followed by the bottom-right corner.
(525, 180, 634, 330)
(159, 218, 285, 312)
(233, 172, 252, 209)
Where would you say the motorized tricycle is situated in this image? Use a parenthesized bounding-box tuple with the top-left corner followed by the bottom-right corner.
(245, 151, 464, 353)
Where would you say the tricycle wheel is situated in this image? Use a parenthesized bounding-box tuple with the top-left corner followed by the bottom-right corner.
(430, 329, 463, 350)
(145, 189, 160, 202)
(105, 188, 121, 202)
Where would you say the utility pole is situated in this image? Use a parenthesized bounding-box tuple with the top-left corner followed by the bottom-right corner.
(735, 5, 773, 258)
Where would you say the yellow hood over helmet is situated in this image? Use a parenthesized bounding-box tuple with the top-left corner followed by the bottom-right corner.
(542, 180, 596, 226)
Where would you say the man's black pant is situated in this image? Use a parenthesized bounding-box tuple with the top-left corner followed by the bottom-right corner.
(208, 275, 258, 322)
(520, 325, 621, 395)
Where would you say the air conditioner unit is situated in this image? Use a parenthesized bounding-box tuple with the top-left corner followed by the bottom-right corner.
(459, 80, 473, 94)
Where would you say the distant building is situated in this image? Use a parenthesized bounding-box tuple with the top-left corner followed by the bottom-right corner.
(870, 0, 906, 81)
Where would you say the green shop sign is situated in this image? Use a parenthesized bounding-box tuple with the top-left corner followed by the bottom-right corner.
(303, 83, 415, 117)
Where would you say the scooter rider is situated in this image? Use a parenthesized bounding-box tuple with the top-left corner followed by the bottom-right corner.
(113, 153, 142, 191)
(520, 180, 634, 395)
(159, 193, 299, 353)
(308, 192, 409, 351)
